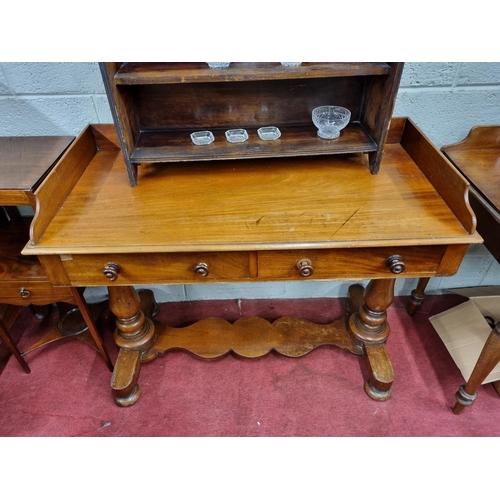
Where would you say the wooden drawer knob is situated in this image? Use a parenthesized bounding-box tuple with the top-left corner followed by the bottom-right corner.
(103, 262, 120, 281)
(386, 255, 405, 274)
(19, 287, 31, 299)
(194, 263, 209, 277)
(297, 258, 314, 277)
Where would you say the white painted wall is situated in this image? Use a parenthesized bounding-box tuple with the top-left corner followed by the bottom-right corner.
(1, 62, 500, 302)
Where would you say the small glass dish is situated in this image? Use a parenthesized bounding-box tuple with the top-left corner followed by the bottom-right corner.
(257, 126, 281, 141)
(225, 129, 248, 143)
(190, 131, 215, 145)
(281, 62, 302, 66)
(312, 106, 351, 140)
(207, 62, 231, 69)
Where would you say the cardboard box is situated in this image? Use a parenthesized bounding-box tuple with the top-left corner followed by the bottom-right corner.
(429, 287, 500, 384)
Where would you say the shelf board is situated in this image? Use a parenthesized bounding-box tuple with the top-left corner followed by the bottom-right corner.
(130, 123, 377, 164)
(115, 62, 392, 85)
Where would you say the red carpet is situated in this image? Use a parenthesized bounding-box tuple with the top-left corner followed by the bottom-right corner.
(1, 294, 499, 437)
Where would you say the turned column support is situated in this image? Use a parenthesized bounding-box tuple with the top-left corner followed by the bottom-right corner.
(349, 278, 395, 401)
(453, 321, 500, 414)
(108, 286, 157, 407)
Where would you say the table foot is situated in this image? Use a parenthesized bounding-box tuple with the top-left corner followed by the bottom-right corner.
(407, 277, 430, 316)
(452, 385, 477, 414)
(111, 349, 142, 407)
(364, 343, 394, 401)
(451, 321, 500, 414)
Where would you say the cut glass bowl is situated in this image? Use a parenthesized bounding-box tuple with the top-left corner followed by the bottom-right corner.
(312, 106, 351, 139)
(207, 62, 231, 69)
(257, 126, 281, 141)
(190, 131, 215, 145)
(225, 129, 249, 143)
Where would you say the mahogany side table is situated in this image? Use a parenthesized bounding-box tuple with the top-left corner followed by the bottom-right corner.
(0, 136, 113, 372)
(441, 126, 500, 414)
(23, 119, 482, 407)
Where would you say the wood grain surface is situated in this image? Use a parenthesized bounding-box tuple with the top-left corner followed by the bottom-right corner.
(0, 136, 74, 200)
(442, 125, 500, 211)
(24, 122, 480, 255)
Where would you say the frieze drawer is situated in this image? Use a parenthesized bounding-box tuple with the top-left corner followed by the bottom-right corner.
(0, 281, 73, 305)
(60, 252, 251, 286)
(257, 246, 448, 280)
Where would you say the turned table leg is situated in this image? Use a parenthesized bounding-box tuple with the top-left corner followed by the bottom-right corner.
(108, 286, 157, 407)
(453, 321, 500, 414)
(349, 278, 395, 401)
(407, 277, 430, 316)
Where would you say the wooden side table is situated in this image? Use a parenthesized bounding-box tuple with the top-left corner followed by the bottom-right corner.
(23, 120, 482, 407)
(0, 136, 113, 372)
(441, 126, 500, 413)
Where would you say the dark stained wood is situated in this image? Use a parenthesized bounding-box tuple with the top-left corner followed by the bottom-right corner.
(0, 303, 21, 330)
(100, 62, 140, 185)
(100, 62, 404, 185)
(1, 216, 48, 282)
(442, 126, 500, 226)
(0, 136, 74, 204)
(134, 77, 365, 129)
(441, 125, 500, 413)
(468, 189, 500, 261)
(364, 64, 404, 173)
(0, 316, 30, 373)
(132, 123, 377, 164)
(453, 322, 500, 414)
(0, 135, 113, 372)
(115, 62, 392, 85)
(0, 215, 112, 368)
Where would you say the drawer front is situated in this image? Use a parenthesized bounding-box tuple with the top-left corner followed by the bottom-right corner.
(61, 252, 251, 286)
(258, 246, 447, 280)
(0, 281, 73, 305)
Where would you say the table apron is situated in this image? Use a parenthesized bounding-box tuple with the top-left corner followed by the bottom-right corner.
(54, 244, 464, 286)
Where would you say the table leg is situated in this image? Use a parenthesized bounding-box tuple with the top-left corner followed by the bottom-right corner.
(0, 318, 31, 374)
(70, 287, 114, 371)
(108, 286, 157, 407)
(407, 277, 430, 316)
(349, 278, 395, 401)
(21, 293, 112, 371)
(452, 321, 500, 414)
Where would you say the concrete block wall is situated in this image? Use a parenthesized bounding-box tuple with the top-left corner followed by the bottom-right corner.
(1, 62, 500, 302)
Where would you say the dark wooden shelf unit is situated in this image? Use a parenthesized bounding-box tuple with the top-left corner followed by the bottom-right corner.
(100, 62, 404, 186)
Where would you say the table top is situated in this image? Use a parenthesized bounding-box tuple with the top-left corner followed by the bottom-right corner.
(24, 121, 481, 256)
(442, 126, 500, 211)
(0, 136, 74, 205)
